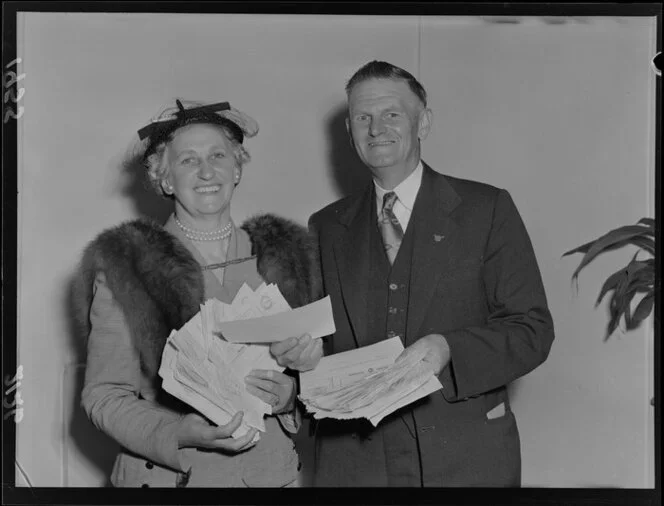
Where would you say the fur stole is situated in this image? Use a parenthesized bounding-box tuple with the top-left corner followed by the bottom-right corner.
(72, 214, 322, 380)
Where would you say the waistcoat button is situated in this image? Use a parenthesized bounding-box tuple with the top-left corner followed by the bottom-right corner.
(389, 283, 398, 291)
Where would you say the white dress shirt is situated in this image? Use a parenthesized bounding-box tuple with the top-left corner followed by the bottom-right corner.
(373, 161, 423, 233)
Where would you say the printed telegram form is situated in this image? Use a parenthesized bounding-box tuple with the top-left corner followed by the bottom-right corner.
(299, 336, 443, 426)
(158, 282, 334, 440)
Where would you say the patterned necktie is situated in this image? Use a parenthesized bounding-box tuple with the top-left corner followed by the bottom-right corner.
(379, 191, 404, 265)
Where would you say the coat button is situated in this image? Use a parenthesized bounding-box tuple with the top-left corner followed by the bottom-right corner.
(145, 462, 154, 469)
(386, 330, 396, 338)
(389, 283, 398, 290)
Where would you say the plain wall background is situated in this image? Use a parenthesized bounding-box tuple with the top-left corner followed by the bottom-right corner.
(15, 13, 656, 487)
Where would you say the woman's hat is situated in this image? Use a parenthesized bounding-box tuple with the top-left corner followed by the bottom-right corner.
(138, 99, 259, 159)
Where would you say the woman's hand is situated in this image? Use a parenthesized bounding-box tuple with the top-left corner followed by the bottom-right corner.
(244, 369, 296, 414)
(270, 334, 323, 371)
(176, 411, 258, 453)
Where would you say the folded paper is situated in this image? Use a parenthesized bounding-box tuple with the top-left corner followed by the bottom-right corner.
(299, 336, 443, 426)
(158, 282, 330, 440)
(216, 296, 335, 343)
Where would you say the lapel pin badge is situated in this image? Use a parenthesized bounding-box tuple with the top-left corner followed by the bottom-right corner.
(433, 234, 445, 242)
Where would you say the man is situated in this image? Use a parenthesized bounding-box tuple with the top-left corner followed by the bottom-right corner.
(296, 60, 554, 487)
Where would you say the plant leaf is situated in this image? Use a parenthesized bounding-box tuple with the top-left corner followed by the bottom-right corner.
(564, 225, 653, 281)
(618, 269, 653, 301)
(596, 267, 628, 306)
(563, 219, 654, 257)
(625, 258, 653, 277)
(622, 282, 654, 301)
(565, 217, 656, 340)
(564, 237, 632, 256)
(606, 302, 626, 338)
(606, 289, 640, 339)
(612, 281, 654, 332)
(623, 259, 655, 292)
(605, 272, 649, 339)
(627, 283, 655, 294)
(562, 223, 652, 255)
(606, 279, 628, 337)
(562, 234, 654, 257)
(630, 236, 656, 255)
(631, 293, 655, 328)
(638, 217, 655, 230)
(623, 293, 634, 330)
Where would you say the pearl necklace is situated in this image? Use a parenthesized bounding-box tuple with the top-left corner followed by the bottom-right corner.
(175, 215, 232, 242)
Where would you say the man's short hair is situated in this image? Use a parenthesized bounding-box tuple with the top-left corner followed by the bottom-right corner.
(345, 60, 428, 107)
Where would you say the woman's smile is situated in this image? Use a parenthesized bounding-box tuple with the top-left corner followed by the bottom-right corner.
(195, 184, 222, 194)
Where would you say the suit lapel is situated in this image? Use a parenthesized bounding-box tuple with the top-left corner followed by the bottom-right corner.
(333, 185, 374, 349)
(406, 164, 462, 345)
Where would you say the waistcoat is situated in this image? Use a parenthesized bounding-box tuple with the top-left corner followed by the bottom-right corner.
(366, 206, 422, 486)
(366, 206, 416, 347)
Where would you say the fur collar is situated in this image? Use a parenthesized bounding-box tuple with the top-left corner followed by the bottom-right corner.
(73, 214, 321, 379)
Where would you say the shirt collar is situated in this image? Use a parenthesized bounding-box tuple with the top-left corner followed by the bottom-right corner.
(373, 161, 423, 212)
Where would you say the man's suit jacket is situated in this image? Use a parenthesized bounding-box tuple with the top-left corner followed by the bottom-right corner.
(308, 163, 555, 486)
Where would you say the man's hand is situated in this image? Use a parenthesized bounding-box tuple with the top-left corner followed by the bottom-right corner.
(176, 412, 257, 453)
(244, 369, 297, 414)
(270, 333, 323, 371)
(396, 333, 451, 375)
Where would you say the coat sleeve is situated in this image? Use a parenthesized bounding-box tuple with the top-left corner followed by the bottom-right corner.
(80, 273, 188, 472)
(308, 213, 334, 358)
(438, 189, 555, 401)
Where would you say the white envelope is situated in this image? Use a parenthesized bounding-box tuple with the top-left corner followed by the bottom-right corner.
(216, 296, 336, 343)
(299, 336, 443, 426)
(159, 342, 261, 440)
(300, 336, 404, 396)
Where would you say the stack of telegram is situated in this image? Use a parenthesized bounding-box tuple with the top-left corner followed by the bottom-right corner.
(158, 283, 293, 442)
(299, 336, 443, 426)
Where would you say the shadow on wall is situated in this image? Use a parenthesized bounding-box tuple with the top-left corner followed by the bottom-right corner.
(119, 147, 173, 223)
(507, 377, 523, 407)
(63, 275, 118, 487)
(324, 102, 372, 198)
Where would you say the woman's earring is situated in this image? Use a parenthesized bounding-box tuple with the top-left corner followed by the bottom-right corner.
(163, 183, 173, 195)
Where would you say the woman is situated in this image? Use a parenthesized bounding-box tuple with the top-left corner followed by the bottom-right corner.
(73, 99, 323, 487)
